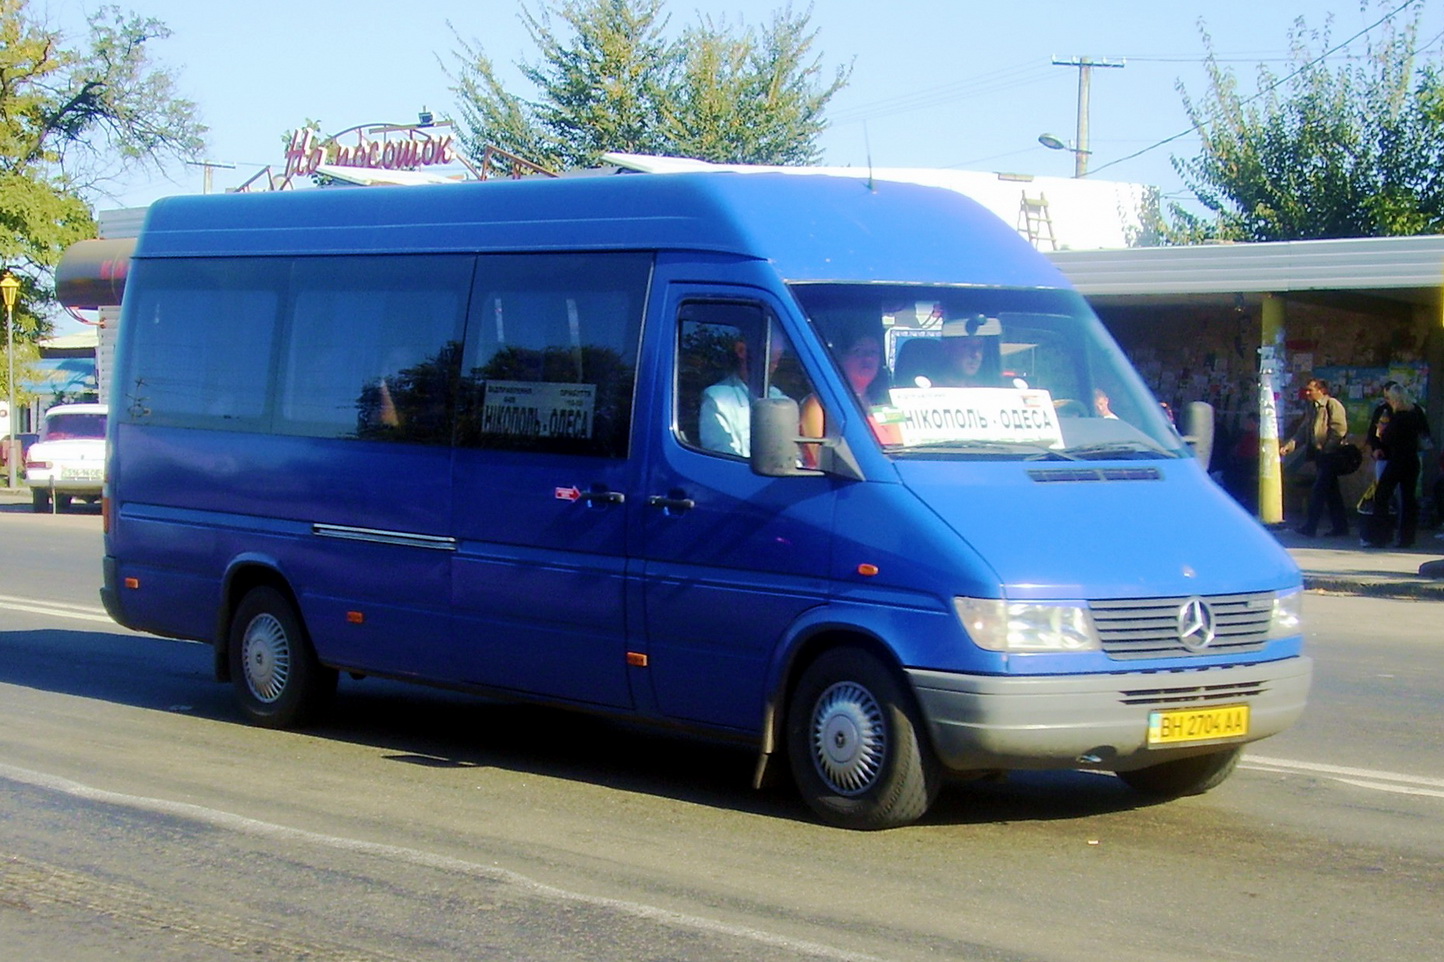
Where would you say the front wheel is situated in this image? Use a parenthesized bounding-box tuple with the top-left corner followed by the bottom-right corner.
(786, 648, 940, 829)
(1116, 746, 1243, 798)
(228, 586, 336, 729)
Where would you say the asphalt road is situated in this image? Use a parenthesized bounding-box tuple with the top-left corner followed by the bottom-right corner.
(1, 502, 1440, 962)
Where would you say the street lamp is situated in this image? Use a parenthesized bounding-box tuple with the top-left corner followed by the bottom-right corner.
(1037, 133, 1091, 177)
(1, 271, 19, 490)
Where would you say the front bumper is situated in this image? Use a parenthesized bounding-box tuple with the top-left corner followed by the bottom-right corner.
(907, 655, 1312, 772)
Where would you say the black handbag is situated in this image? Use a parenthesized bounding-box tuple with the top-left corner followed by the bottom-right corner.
(1327, 441, 1363, 475)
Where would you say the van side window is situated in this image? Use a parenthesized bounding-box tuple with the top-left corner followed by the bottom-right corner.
(119, 258, 283, 430)
(457, 253, 650, 457)
(676, 300, 811, 458)
(277, 255, 471, 443)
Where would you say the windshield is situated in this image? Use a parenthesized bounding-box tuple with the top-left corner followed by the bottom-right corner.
(42, 412, 107, 441)
(790, 284, 1186, 461)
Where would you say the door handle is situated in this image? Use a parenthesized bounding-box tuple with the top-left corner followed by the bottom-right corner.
(579, 489, 626, 505)
(646, 494, 696, 511)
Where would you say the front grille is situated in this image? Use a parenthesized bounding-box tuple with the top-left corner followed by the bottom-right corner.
(1117, 673, 1271, 707)
(1090, 592, 1274, 660)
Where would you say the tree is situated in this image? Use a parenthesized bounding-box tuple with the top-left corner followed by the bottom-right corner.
(1, 0, 204, 348)
(448, 0, 849, 172)
(1168, 2, 1444, 242)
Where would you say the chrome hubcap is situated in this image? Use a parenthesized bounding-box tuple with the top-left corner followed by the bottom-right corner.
(241, 613, 291, 704)
(810, 681, 887, 795)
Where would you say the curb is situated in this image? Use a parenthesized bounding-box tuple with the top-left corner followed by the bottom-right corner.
(1302, 573, 1444, 601)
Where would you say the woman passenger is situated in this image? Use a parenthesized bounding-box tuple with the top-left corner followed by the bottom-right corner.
(800, 331, 884, 465)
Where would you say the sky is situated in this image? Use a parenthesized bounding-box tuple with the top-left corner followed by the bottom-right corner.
(34, 0, 1444, 212)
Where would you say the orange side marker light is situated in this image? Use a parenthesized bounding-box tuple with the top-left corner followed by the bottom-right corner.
(857, 563, 880, 577)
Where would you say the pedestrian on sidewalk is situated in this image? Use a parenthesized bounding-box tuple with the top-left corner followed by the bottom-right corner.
(1280, 377, 1350, 537)
(1360, 380, 1399, 520)
(1362, 383, 1431, 548)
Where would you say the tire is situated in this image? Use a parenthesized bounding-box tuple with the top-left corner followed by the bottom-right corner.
(1117, 746, 1243, 798)
(786, 648, 941, 829)
(228, 586, 337, 729)
(55, 493, 72, 512)
(31, 490, 49, 513)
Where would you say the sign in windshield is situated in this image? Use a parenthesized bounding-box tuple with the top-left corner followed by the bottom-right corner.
(879, 387, 1064, 449)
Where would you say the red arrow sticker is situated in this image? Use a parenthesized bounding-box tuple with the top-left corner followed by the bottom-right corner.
(555, 486, 581, 502)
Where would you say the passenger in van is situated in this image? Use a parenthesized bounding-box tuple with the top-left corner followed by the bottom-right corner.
(933, 336, 991, 387)
(699, 339, 784, 457)
(1093, 388, 1120, 419)
(800, 331, 885, 465)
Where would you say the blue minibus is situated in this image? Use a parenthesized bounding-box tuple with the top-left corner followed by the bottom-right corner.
(101, 172, 1310, 828)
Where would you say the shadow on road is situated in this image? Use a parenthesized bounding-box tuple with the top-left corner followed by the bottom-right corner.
(0, 496, 102, 516)
(0, 625, 1153, 828)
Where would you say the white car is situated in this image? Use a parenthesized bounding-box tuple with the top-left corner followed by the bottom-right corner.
(26, 402, 107, 513)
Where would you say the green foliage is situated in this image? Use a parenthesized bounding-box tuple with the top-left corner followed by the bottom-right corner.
(1169, 2, 1444, 242)
(1, 0, 205, 339)
(448, 0, 849, 171)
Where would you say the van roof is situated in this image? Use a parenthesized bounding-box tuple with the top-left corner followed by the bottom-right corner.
(137, 172, 1067, 290)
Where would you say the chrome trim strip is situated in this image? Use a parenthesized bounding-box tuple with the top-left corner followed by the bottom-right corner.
(312, 523, 457, 552)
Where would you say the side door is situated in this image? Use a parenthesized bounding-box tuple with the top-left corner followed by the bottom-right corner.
(636, 282, 837, 733)
(449, 252, 651, 709)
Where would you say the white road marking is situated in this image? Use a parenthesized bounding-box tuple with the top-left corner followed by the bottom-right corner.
(0, 762, 888, 962)
(0, 592, 116, 625)
(1243, 754, 1444, 798)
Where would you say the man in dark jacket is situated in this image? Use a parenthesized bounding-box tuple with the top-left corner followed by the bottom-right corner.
(1280, 378, 1350, 537)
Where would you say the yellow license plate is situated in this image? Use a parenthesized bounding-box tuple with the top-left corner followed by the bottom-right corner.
(1147, 704, 1250, 745)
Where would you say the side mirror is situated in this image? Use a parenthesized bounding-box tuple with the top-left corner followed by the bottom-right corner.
(750, 397, 811, 477)
(1182, 400, 1215, 468)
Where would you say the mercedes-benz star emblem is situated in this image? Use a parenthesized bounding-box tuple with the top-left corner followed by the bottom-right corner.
(1177, 597, 1216, 650)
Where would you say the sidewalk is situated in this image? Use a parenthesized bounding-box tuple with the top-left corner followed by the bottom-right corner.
(1270, 524, 1444, 600)
(5, 485, 1442, 600)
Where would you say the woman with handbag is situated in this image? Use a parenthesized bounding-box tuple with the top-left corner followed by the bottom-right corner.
(1362, 383, 1431, 548)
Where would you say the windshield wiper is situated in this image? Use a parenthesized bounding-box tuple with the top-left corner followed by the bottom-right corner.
(1064, 440, 1177, 460)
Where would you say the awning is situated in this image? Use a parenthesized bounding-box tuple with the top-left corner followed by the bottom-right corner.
(21, 357, 98, 396)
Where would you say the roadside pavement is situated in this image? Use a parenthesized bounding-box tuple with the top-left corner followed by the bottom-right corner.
(1270, 524, 1444, 600)
(4, 485, 1443, 600)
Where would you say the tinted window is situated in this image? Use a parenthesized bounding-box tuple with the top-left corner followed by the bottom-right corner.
(457, 253, 650, 457)
(119, 258, 283, 429)
(276, 256, 471, 443)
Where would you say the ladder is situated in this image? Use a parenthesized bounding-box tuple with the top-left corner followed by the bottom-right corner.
(1017, 192, 1057, 250)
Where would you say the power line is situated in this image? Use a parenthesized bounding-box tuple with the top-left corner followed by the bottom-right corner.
(827, 62, 1054, 125)
(1087, 0, 1426, 178)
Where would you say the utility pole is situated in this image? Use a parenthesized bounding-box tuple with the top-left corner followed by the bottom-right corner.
(185, 160, 237, 194)
(1051, 56, 1124, 177)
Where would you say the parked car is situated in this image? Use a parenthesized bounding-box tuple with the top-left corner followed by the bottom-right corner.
(1, 432, 39, 470)
(26, 403, 107, 512)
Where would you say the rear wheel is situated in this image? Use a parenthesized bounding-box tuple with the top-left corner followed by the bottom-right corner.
(1117, 746, 1243, 797)
(228, 586, 336, 728)
(786, 648, 940, 829)
(31, 490, 49, 513)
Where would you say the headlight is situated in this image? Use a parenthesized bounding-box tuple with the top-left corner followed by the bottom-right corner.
(953, 597, 1101, 652)
(1268, 588, 1303, 639)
